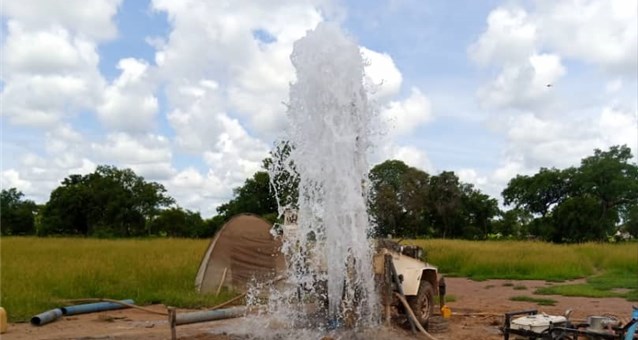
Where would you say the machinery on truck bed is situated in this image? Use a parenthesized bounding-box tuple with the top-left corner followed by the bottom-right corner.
(281, 210, 446, 331)
(373, 239, 446, 329)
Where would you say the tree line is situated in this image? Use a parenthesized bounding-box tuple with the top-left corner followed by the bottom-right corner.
(1, 145, 636, 242)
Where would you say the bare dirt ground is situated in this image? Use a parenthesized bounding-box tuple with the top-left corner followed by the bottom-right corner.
(4, 278, 634, 339)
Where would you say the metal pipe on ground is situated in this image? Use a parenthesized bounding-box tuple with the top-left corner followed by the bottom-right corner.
(60, 299, 135, 316)
(174, 306, 246, 326)
(31, 308, 63, 326)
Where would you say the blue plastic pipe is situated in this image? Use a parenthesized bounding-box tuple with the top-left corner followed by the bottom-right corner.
(625, 305, 638, 340)
(31, 308, 63, 326)
(60, 299, 134, 316)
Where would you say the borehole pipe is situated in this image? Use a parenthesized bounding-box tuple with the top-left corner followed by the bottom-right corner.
(31, 308, 63, 326)
(174, 306, 246, 325)
(60, 299, 134, 316)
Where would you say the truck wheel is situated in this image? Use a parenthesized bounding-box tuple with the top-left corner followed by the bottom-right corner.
(408, 280, 434, 327)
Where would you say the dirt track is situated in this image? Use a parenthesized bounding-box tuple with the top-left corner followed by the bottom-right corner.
(4, 278, 634, 339)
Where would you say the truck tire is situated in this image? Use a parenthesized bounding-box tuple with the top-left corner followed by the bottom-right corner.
(408, 280, 434, 327)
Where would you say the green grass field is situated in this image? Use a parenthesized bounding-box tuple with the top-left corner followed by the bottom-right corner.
(409, 239, 638, 302)
(1, 237, 636, 322)
(0, 237, 234, 322)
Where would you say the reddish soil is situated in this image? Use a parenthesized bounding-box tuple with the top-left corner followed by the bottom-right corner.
(4, 278, 634, 339)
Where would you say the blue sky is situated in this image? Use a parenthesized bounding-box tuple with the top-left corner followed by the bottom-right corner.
(2, 0, 636, 217)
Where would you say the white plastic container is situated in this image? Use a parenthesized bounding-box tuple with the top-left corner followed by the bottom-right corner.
(511, 314, 567, 334)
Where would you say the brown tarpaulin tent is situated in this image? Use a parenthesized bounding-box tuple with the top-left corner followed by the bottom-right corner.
(195, 214, 285, 293)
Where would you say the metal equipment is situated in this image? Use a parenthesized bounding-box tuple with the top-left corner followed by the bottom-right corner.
(502, 308, 638, 340)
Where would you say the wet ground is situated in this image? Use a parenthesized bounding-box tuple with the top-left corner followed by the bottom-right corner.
(4, 278, 634, 339)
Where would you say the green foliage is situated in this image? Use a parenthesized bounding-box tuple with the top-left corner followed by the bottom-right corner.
(0, 188, 37, 235)
(622, 205, 638, 238)
(503, 167, 571, 218)
(150, 207, 213, 238)
(428, 171, 463, 237)
(263, 140, 299, 211)
(551, 196, 605, 242)
(216, 171, 278, 220)
(369, 160, 427, 237)
(459, 183, 499, 239)
(502, 145, 638, 243)
(40, 165, 174, 237)
(491, 208, 533, 238)
(369, 161, 499, 239)
(0, 237, 238, 322)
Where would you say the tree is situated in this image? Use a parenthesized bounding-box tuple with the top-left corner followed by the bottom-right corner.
(459, 184, 500, 239)
(551, 196, 604, 242)
(502, 167, 571, 218)
(216, 171, 278, 220)
(572, 145, 638, 234)
(622, 205, 638, 238)
(263, 140, 299, 212)
(150, 207, 207, 237)
(492, 208, 533, 238)
(0, 188, 37, 235)
(368, 160, 429, 237)
(429, 171, 463, 238)
(501, 145, 638, 242)
(41, 165, 174, 236)
(40, 175, 91, 235)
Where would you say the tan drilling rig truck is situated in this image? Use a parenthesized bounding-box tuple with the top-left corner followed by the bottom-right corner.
(282, 211, 446, 329)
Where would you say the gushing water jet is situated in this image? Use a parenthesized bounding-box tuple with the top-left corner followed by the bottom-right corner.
(266, 22, 379, 330)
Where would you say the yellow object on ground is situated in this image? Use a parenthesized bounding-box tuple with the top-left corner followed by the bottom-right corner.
(0, 307, 8, 333)
(441, 305, 452, 319)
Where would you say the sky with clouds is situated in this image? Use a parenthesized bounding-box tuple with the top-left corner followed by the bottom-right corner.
(2, 0, 637, 217)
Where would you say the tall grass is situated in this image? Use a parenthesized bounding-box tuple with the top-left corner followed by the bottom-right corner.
(408, 239, 637, 281)
(1, 238, 636, 322)
(0, 237, 234, 322)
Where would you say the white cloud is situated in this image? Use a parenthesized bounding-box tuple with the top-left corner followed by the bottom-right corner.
(92, 133, 171, 164)
(2, 0, 122, 41)
(1, 169, 33, 194)
(468, 7, 536, 66)
(148, 0, 326, 213)
(361, 47, 403, 101)
(605, 79, 623, 94)
(478, 53, 565, 110)
(535, 0, 637, 75)
(457, 168, 488, 187)
(381, 87, 432, 135)
(492, 159, 525, 188)
(1, 23, 105, 127)
(152, 0, 325, 141)
(470, 0, 637, 201)
(599, 107, 638, 148)
(97, 58, 159, 133)
(165, 168, 227, 216)
(505, 112, 599, 169)
(471, 1, 637, 76)
(393, 145, 433, 172)
(373, 144, 434, 174)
